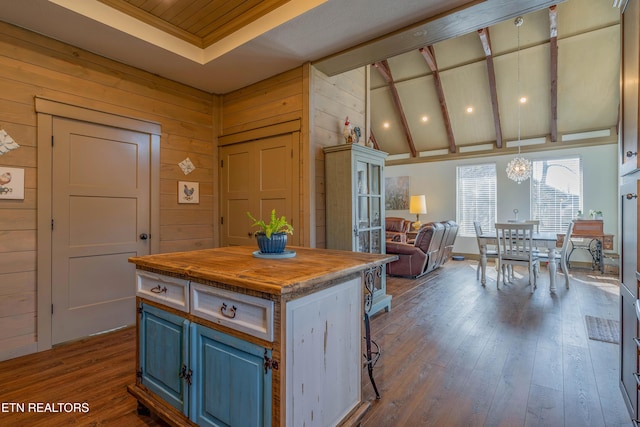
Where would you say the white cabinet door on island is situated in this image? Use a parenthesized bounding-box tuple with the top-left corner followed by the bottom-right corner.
(128, 246, 397, 427)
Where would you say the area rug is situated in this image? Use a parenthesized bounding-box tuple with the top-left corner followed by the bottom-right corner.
(585, 315, 620, 344)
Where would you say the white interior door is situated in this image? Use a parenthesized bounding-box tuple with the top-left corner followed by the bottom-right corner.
(51, 117, 150, 344)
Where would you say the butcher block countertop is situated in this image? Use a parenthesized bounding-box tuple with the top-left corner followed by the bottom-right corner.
(129, 246, 397, 296)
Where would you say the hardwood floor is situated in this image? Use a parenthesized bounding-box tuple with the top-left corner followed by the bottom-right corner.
(0, 260, 631, 426)
(362, 261, 631, 427)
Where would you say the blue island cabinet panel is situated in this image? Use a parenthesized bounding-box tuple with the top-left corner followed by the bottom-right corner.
(190, 324, 272, 427)
(139, 303, 189, 414)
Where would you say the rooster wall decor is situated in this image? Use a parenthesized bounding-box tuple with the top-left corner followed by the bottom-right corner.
(183, 183, 195, 201)
(177, 181, 199, 204)
(0, 171, 12, 195)
(0, 167, 24, 199)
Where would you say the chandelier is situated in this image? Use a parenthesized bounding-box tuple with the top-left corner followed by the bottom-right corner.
(506, 16, 531, 184)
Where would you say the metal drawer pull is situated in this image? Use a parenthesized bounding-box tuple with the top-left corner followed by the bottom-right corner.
(636, 271, 640, 281)
(220, 302, 237, 319)
(634, 338, 640, 348)
(179, 364, 192, 386)
(626, 193, 638, 200)
(150, 285, 167, 294)
(627, 151, 638, 158)
(634, 372, 640, 386)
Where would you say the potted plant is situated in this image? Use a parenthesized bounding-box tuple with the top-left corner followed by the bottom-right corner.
(247, 209, 294, 253)
(589, 209, 603, 220)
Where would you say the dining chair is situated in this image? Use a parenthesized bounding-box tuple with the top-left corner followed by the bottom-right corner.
(525, 220, 540, 232)
(474, 221, 498, 280)
(495, 222, 540, 292)
(537, 221, 574, 289)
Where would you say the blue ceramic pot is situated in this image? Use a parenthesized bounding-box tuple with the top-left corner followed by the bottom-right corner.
(256, 232, 288, 253)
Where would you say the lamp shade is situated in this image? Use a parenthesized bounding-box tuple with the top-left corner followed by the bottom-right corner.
(409, 195, 427, 215)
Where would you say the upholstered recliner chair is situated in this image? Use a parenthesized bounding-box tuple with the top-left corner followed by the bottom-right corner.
(386, 222, 446, 278)
(438, 220, 459, 265)
(385, 216, 413, 243)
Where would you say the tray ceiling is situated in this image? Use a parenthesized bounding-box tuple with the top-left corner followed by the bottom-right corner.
(97, 0, 291, 48)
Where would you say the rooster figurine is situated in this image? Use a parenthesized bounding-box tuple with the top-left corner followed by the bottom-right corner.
(343, 116, 357, 144)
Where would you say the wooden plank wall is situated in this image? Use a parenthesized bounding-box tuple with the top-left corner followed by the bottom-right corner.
(220, 65, 367, 248)
(0, 22, 216, 361)
(310, 66, 367, 248)
(220, 66, 310, 243)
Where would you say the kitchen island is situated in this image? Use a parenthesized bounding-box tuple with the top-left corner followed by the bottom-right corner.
(128, 246, 396, 427)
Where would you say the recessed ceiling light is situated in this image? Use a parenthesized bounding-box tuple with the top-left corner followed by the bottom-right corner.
(520, 97, 527, 104)
(466, 107, 474, 113)
(383, 122, 390, 129)
(421, 116, 428, 122)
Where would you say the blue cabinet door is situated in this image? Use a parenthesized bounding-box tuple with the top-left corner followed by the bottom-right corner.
(139, 303, 189, 414)
(190, 324, 272, 427)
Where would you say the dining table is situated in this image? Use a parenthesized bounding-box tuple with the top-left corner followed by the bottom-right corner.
(478, 231, 564, 293)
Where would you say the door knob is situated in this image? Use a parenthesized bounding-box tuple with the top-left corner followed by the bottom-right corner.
(626, 193, 638, 200)
(626, 151, 638, 158)
(139, 233, 149, 240)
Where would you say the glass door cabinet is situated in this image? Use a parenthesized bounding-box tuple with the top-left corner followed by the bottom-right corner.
(325, 143, 391, 315)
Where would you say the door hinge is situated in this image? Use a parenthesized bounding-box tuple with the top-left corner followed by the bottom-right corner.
(51, 135, 54, 147)
(264, 350, 279, 373)
(51, 304, 53, 314)
(136, 369, 143, 379)
(220, 217, 224, 225)
(51, 219, 54, 230)
(137, 305, 143, 315)
(220, 159, 224, 168)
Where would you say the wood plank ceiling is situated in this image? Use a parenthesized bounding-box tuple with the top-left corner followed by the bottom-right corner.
(98, 0, 290, 48)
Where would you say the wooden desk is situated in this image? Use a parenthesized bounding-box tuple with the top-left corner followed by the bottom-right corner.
(557, 220, 613, 273)
(478, 232, 562, 293)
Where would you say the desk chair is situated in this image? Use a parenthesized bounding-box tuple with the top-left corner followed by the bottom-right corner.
(474, 221, 498, 280)
(495, 223, 540, 292)
(537, 221, 574, 289)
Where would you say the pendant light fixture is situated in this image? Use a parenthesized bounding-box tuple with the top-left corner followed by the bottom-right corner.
(506, 16, 532, 184)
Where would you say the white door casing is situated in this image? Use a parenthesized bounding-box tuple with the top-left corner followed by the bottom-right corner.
(36, 98, 160, 350)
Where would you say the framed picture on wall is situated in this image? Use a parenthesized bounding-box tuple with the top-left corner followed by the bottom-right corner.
(385, 176, 410, 210)
(178, 181, 199, 204)
(0, 167, 24, 200)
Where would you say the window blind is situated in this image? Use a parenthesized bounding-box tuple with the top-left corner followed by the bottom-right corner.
(457, 163, 497, 237)
(530, 157, 583, 233)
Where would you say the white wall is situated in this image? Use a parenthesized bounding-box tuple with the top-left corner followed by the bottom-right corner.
(385, 144, 619, 259)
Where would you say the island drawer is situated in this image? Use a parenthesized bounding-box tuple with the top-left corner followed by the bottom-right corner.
(136, 271, 189, 312)
(190, 282, 274, 342)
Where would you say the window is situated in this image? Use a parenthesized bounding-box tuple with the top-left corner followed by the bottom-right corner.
(457, 163, 496, 237)
(530, 156, 582, 233)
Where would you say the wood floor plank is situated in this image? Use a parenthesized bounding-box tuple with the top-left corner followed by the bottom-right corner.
(0, 261, 632, 426)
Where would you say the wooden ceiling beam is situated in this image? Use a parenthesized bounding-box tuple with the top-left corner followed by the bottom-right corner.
(419, 46, 457, 153)
(369, 130, 380, 150)
(549, 5, 558, 142)
(373, 60, 417, 157)
(477, 28, 503, 149)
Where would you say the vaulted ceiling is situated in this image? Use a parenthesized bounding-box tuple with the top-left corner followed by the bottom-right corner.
(367, 0, 621, 162)
(0, 0, 623, 162)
